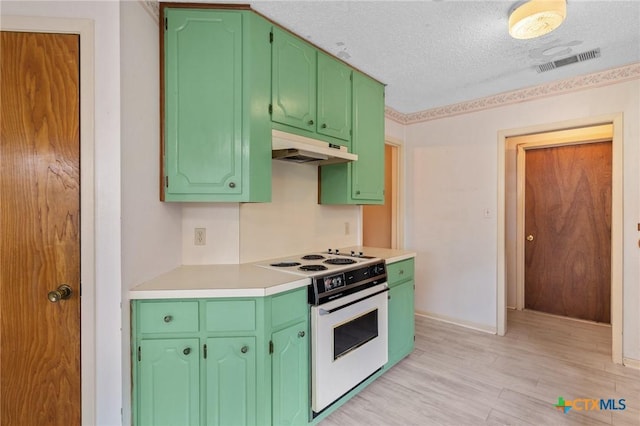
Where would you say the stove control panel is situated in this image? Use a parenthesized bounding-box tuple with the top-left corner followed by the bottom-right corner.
(308, 261, 387, 305)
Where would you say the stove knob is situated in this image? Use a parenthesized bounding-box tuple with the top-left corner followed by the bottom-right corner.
(359, 251, 364, 257)
(335, 249, 340, 255)
(327, 248, 332, 254)
(351, 250, 355, 256)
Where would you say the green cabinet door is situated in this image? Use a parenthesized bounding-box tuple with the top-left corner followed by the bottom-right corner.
(387, 280, 415, 367)
(271, 26, 317, 133)
(272, 321, 309, 426)
(138, 338, 200, 426)
(317, 52, 352, 143)
(163, 8, 272, 202)
(351, 72, 385, 202)
(319, 71, 384, 205)
(164, 9, 243, 199)
(206, 337, 257, 426)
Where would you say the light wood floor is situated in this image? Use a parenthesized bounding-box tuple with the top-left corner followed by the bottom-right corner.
(321, 310, 640, 425)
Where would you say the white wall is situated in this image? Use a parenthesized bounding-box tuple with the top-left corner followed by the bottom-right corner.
(1, 1, 125, 423)
(239, 161, 360, 262)
(120, 1, 183, 425)
(404, 79, 640, 359)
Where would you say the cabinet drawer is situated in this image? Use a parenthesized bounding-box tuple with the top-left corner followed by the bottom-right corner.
(271, 288, 308, 329)
(386, 258, 414, 286)
(205, 300, 256, 332)
(138, 301, 199, 334)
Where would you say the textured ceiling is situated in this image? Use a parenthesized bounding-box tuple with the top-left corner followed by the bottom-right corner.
(248, 0, 640, 114)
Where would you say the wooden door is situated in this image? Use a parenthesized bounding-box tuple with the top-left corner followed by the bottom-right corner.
(524, 142, 611, 323)
(1, 31, 81, 425)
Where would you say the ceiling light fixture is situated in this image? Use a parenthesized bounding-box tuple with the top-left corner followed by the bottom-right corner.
(509, 0, 567, 40)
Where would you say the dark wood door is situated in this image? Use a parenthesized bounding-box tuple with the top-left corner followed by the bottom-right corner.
(524, 142, 611, 323)
(1, 31, 81, 425)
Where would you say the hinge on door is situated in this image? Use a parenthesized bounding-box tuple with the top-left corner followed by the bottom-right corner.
(268, 104, 273, 115)
(269, 340, 273, 354)
(164, 17, 168, 31)
(269, 31, 273, 43)
(137, 346, 141, 361)
(203, 344, 207, 359)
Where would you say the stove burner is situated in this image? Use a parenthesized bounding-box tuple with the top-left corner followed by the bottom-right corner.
(299, 264, 328, 272)
(302, 254, 325, 260)
(270, 262, 301, 267)
(324, 258, 357, 265)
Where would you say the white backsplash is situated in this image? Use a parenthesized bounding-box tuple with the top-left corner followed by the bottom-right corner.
(181, 160, 360, 265)
(239, 161, 360, 262)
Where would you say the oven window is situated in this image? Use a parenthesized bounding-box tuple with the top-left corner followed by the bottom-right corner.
(333, 309, 378, 360)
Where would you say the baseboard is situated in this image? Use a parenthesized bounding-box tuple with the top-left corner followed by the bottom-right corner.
(623, 357, 640, 370)
(415, 310, 496, 334)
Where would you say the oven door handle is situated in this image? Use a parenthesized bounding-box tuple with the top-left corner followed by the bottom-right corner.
(318, 286, 389, 315)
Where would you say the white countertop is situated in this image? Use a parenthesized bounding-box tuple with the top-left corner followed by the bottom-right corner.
(339, 246, 416, 264)
(129, 264, 309, 300)
(129, 247, 415, 300)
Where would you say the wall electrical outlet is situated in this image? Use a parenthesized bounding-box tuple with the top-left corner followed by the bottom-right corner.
(194, 228, 206, 246)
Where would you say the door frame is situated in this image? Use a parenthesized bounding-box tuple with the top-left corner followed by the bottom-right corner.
(1, 15, 97, 421)
(498, 114, 623, 364)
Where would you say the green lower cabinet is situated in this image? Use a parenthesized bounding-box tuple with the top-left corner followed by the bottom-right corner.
(206, 337, 257, 426)
(271, 321, 309, 426)
(138, 338, 200, 426)
(387, 280, 415, 367)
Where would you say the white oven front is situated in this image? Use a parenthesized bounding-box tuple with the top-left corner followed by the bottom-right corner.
(310, 283, 389, 413)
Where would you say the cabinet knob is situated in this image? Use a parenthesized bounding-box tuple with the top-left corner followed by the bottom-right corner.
(241, 345, 248, 354)
(321, 123, 327, 129)
(308, 120, 314, 126)
(229, 182, 236, 188)
(399, 270, 404, 275)
(298, 331, 305, 338)
(183, 347, 191, 355)
(163, 315, 173, 323)
(356, 190, 361, 195)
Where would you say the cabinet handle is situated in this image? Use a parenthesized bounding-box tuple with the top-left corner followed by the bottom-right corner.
(399, 270, 404, 275)
(241, 346, 248, 354)
(183, 347, 191, 355)
(228, 182, 236, 188)
(321, 123, 327, 129)
(298, 331, 305, 338)
(163, 315, 173, 323)
(308, 120, 314, 126)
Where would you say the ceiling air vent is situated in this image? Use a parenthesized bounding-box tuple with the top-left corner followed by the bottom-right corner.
(535, 48, 601, 73)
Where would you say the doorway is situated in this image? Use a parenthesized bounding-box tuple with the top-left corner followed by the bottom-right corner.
(498, 118, 623, 364)
(1, 16, 97, 422)
(363, 142, 402, 248)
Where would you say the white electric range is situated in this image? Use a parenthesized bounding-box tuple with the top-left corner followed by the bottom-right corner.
(255, 249, 389, 415)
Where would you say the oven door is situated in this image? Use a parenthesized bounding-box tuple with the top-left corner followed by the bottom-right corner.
(311, 283, 389, 413)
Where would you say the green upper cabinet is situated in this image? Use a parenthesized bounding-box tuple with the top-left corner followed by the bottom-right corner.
(271, 28, 352, 146)
(316, 53, 352, 142)
(271, 26, 317, 134)
(319, 72, 385, 204)
(162, 8, 272, 202)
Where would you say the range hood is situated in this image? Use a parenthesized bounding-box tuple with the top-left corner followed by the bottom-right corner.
(272, 129, 357, 165)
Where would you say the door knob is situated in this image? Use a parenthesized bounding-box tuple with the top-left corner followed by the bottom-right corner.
(526, 234, 534, 242)
(48, 284, 72, 303)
